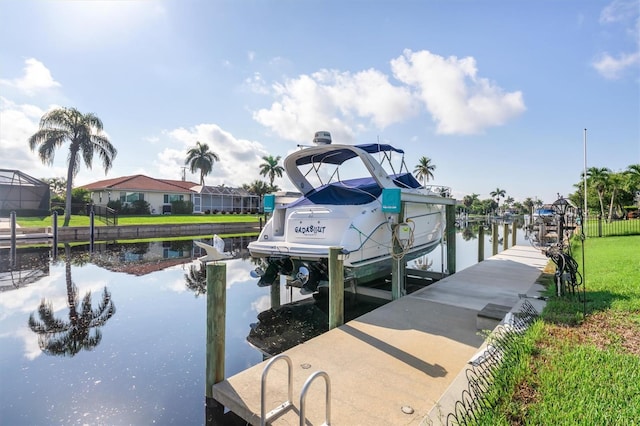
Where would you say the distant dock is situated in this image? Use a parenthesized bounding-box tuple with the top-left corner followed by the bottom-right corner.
(211, 245, 548, 425)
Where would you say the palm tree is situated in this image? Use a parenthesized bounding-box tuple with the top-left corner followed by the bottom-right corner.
(28, 245, 116, 356)
(42, 177, 67, 198)
(504, 196, 515, 209)
(259, 155, 284, 187)
(626, 164, 640, 192)
(413, 156, 436, 186)
(185, 141, 219, 186)
(489, 188, 506, 214)
(243, 180, 272, 212)
(523, 197, 535, 217)
(28, 107, 117, 227)
(587, 167, 611, 218)
(606, 172, 625, 222)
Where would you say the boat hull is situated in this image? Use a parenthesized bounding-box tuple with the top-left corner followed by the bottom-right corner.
(248, 199, 444, 290)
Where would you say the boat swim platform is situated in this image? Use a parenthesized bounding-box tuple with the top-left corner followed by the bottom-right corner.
(211, 245, 549, 425)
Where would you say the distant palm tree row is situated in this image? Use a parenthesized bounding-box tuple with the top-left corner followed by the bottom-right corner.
(28, 107, 637, 224)
(572, 165, 640, 220)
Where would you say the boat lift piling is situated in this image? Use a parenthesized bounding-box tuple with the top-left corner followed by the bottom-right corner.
(205, 262, 227, 422)
(478, 225, 485, 262)
(445, 204, 457, 274)
(328, 247, 344, 329)
(503, 223, 509, 251)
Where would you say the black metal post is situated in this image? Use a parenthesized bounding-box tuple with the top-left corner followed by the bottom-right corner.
(52, 211, 58, 259)
(10, 211, 17, 267)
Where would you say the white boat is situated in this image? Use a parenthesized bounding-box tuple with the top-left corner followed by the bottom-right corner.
(248, 132, 447, 294)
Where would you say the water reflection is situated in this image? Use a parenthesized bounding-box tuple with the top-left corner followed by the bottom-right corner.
(27, 244, 117, 357)
(0, 247, 50, 290)
(185, 263, 208, 297)
(0, 227, 533, 424)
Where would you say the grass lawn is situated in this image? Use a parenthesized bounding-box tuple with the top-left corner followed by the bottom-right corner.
(471, 235, 640, 425)
(16, 213, 261, 227)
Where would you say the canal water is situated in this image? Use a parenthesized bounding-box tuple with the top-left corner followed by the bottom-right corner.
(0, 223, 532, 425)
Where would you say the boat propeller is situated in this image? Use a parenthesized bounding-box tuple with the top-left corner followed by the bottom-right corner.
(296, 266, 310, 285)
(250, 267, 264, 279)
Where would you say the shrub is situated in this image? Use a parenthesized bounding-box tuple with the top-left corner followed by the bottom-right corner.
(171, 200, 193, 214)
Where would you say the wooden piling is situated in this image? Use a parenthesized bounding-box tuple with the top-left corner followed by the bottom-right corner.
(503, 223, 508, 251)
(445, 205, 456, 274)
(206, 263, 226, 399)
(329, 247, 344, 329)
(492, 223, 499, 256)
(478, 225, 484, 262)
(270, 281, 280, 309)
(511, 223, 517, 247)
(391, 204, 406, 300)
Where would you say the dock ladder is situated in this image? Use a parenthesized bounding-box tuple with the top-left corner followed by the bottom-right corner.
(260, 354, 331, 426)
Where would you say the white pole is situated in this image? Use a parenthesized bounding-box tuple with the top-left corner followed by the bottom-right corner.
(583, 128, 588, 236)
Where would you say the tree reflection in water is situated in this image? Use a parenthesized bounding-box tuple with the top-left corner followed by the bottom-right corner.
(27, 244, 116, 357)
(185, 262, 207, 297)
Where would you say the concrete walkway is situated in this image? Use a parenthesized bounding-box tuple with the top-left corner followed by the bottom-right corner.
(211, 245, 548, 425)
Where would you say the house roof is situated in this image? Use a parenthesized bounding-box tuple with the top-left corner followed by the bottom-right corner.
(80, 175, 199, 193)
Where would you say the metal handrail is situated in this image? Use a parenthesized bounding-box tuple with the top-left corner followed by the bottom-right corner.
(299, 370, 331, 426)
(260, 354, 294, 426)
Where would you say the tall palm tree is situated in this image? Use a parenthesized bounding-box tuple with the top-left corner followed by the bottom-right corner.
(185, 141, 219, 186)
(586, 167, 611, 218)
(413, 156, 436, 186)
(259, 155, 284, 187)
(28, 245, 116, 356)
(489, 188, 506, 213)
(28, 107, 117, 226)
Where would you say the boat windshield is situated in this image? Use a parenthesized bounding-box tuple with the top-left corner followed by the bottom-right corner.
(295, 144, 410, 190)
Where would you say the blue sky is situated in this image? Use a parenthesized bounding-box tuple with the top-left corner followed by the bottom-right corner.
(1, 0, 638, 204)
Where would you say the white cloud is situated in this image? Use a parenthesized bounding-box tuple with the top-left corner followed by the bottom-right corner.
(592, 51, 640, 79)
(0, 58, 61, 96)
(253, 49, 524, 140)
(244, 72, 270, 95)
(600, 0, 639, 24)
(157, 123, 272, 187)
(0, 98, 67, 178)
(391, 49, 526, 135)
(593, 0, 640, 79)
(252, 67, 416, 143)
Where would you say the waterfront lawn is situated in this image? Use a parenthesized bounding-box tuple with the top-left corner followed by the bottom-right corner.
(17, 213, 261, 228)
(472, 235, 640, 425)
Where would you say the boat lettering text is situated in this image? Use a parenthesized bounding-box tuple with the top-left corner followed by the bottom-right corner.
(294, 224, 326, 235)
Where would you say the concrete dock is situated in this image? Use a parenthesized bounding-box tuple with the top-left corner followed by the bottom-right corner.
(211, 245, 549, 425)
